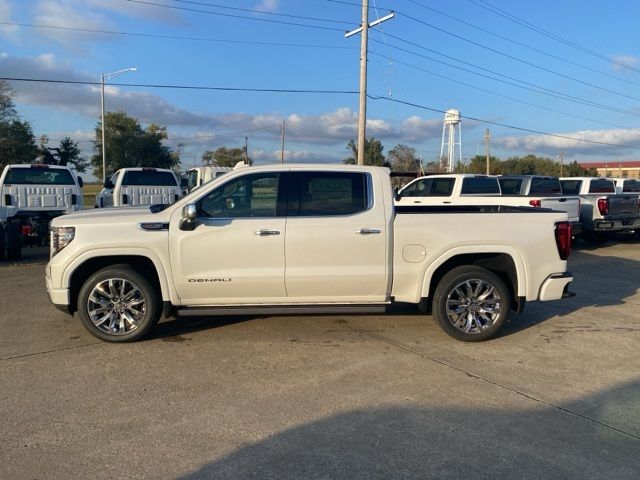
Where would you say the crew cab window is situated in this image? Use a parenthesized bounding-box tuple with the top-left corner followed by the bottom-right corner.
(198, 173, 280, 218)
(401, 178, 454, 197)
(623, 180, 640, 192)
(290, 172, 367, 216)
(461, 177, 500, 195)
(4, 167, 74, 185)
(560, 180, 581, 195)
(122, 170, 178, 186)
(530, 178, 562, 195)
(498, 178, 523, 195)
(588, 179, 615, 193)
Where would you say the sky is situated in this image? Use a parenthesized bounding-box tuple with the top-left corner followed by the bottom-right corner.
(1, 0, 640, 178)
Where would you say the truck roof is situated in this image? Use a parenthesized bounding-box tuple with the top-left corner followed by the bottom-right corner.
(4, 163, 74, 170)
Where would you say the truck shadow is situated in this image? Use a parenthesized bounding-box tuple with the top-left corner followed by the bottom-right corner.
(177, 380, 640, 479)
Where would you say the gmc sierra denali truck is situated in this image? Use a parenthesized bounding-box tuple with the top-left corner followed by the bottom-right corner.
(46, 164, 574, 343)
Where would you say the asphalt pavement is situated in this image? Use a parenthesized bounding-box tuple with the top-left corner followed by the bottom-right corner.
(1, 241, 639, 479)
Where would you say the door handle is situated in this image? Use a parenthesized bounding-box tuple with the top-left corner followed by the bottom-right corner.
(356, 228, 381, 235)
(254, 229, 280, 236)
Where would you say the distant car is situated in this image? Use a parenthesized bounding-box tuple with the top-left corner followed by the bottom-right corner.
(96, 167, 182, 208)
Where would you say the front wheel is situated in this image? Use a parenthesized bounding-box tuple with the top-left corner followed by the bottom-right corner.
(432, 266, 510, 342)
(77, 265, 161, 342)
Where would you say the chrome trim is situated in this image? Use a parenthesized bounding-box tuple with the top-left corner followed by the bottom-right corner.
(254, 229, 281, 236)
(356, 228, 381, 235)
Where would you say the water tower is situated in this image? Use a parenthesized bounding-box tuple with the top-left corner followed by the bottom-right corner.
(439, 109, 462, 173)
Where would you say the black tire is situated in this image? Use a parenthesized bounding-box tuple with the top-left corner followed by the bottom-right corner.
(583, 231, 608, 245)
(6, 222, 22, 260)
(0, 223, 5, 260)
(432, 265, 511, 342)
(77, 264, 161, 342)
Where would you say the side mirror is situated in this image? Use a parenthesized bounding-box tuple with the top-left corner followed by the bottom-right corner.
(180, 203, 198, 231)
(77, 176, 84, 188)
(104, 179, 115, 189)
(393, 186, 402, 201)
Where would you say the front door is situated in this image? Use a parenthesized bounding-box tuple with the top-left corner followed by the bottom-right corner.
(170, 172, 287, 305)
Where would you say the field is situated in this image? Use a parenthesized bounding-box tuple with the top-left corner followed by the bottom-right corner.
(81, 182, 102, 208)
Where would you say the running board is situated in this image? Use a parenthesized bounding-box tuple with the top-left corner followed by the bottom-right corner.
(177, 304, 389, 317)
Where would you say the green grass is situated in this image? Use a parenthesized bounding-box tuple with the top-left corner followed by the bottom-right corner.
(82, 182, 102, 208)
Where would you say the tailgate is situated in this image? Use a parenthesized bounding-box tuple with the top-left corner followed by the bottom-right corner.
(608, 195, 639, 217)
(540, 197, 580, 221)
(2, 185, 77, 211)
(120, 185, 180, 206)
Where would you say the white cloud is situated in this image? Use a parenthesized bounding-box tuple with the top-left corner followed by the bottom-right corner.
(254, 0, 278, 12)
(251, 149, 340, 164)
(611, 54, 639, 72)
(0, 0, 17, 36)
(494, 128, 640, 157)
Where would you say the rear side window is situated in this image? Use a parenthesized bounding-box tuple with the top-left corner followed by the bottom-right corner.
(530, 178, 562, 195)
(623, 180, 640, 192)
(498, 178, 523, 195)
(461, 177, 500, 195)
(121, 170, 177, 186)
(560, 180, 582, 195)
(291, 172, 367, 216)
(4, 167, 74, 185)
(588, 179, 615, 193)
(401, 178, 454, 197)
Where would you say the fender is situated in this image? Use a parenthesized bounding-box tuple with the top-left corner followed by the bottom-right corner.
(419, 245, 528, 301)
(61, 247, 178, 304)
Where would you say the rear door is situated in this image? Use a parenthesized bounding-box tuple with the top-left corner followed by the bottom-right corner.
(396, 177, 455, 205)
(284, 171, 388, 302)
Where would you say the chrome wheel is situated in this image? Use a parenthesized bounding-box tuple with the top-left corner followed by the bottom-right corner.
(87, 278, 147, 336)
(445, 279, 502, 335)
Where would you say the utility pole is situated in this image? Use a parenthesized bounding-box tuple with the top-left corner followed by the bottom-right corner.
(345, 3, 394, 165)
(484, 128, 491, 175)
(280, 121, 285, 164)
(244, 136, 249, 164)
(559, 149, 564, 177)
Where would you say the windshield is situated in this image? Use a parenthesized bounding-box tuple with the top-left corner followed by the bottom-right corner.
(4, 166, 75, 185)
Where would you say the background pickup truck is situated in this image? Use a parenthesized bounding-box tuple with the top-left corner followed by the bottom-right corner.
(47, 164, 573, 344)
(185, 166, 232, 193)
(96, 167, 182, 208)
(560, 177, 640, 244)
(0, 164, 83, 254)
(395, 174, 581, 230)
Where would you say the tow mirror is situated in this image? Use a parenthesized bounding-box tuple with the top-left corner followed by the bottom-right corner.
(77, 176, 84, 188)
(104, 179, 115, 189)
(180, 203, 198, 231)
(393, 186, 402, 201)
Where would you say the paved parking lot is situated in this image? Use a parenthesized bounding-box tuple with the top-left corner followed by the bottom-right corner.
(1, 241, 639, 479)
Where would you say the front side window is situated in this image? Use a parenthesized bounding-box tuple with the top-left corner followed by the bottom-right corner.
(401, 178, 454, 197)
(198, 173, 280, 218)
(588, 179, 615, 193)
(461, 177, 500, 195)
(4, 167, 74, 185)
(498, 178, 523, 195)
(291, 172, 367, 216)
(530, 178, 562, 195)
(560, 180, 582, 195)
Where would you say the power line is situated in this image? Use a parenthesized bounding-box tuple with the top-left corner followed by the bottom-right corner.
(405, 0, 640, 89)
(0, 77, 358, 95)
(125, 0, 346, 32)
(169, 0, 356, 25)
(371, 34, 640, 119)
(0, 22, 355, 50)
(370, 95, 640, 150)
(466, 0, 640, 75)
(397, 11, 640, 103)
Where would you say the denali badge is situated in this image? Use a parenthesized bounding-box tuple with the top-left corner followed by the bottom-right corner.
(188, 278, 231, 283)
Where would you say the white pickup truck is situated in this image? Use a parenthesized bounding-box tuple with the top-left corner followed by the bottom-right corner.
(560, 177, 640, 243)
(0, 164, 84, 253)
(610, 178, 640, 195)
(185, 166, 232, 193)
(396, 174, 581, 230)
(46, 164, 574, 343)
(96, 167, 182, 208)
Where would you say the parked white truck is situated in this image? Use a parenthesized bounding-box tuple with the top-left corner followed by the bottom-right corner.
(0, 164, 83, 254)
(185, 166, 232, 193)
(46, 164, 574, 343)
(395, 174, 581, 231)
(560, 177, 640, 243)
(96, 167, 182, 208)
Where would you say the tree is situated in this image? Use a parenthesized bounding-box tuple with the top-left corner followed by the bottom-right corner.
(202, 146, 250, 167)
(388, 144, 419, 171)
(0, 81, 38, 169)
(56, 137, 89, 172)
(466, 155, 502, 174)
(343, 138, 388, 166)
(91, 111, 178, 177)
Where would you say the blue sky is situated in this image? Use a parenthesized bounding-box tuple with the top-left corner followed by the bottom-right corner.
(2, 0, 640, 176)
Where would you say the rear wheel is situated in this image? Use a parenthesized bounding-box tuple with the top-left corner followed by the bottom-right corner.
(77, 265, 161, 342)
(432, 266, 510, 342)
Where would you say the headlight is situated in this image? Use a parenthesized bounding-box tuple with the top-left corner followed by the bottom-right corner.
(50, 226, 75, 257)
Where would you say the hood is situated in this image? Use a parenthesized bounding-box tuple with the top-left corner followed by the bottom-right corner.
(50, 205, 174, 227)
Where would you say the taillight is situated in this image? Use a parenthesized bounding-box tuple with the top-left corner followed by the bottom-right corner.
(597, 198, 609, 215)
(554, 222, 572, 260)
(529, 199, 541, 207)
(21, 224, 33, 236)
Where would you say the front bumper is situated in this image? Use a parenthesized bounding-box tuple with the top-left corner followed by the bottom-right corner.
(592, 217, 640, 232)
(539, 272, 574, 301)
(46, 263, 72, 314)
